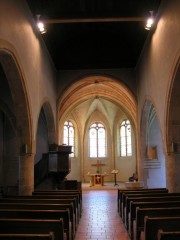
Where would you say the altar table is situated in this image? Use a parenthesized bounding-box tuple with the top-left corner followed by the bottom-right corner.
(87, 173, 108, 186)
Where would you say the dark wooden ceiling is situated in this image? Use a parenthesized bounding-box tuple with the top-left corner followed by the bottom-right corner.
(26, 0, 161, 70)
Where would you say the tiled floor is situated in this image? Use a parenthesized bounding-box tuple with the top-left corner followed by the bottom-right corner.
(75, 190, 130, 240)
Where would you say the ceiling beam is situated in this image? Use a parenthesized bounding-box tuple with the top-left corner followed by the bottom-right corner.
(44, 17, 144, 24)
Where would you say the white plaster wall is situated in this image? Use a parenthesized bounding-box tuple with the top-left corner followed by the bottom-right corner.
(146, 116, 166, 188)
(137, 0, 180, 138)
(137, 0, 180, 180)
(0, 0, 57, 151)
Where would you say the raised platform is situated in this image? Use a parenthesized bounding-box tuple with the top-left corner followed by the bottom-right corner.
(124, 181, 144, 189)
(82, 182, 127, 190)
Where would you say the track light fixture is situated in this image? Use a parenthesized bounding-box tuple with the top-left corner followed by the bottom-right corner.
(145, 11, 154, 30)
(36, 15, 46, 34)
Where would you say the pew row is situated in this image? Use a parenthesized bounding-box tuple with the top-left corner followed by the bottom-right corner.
(32, 191, 82, 208)
(0, 209, 72, 240)
(129, 201, 180, 240)
(0, 233, 55, 240)
(117, 188, 168, 215)
(157, 229, 180, 240)
(141, 216, 180, 240)
(121, 190, 169, 218)
(124, 194, 180, 229)
(0, 218, 65, 240)
(0, 202, 75, 239)
(31, 191, 82, 217)
(133, 207, 180, 240)
(0, 197, 78, 228)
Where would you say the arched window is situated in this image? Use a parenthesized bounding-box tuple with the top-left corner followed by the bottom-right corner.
(63, 121, 74, 157)
(89, 122, 106, 158)
(120, 120, 132, 157)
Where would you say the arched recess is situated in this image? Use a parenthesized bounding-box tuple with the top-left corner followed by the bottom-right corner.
(140, 99, 166, 188)
(0, 48, 32, 194)
(57, 75, 137, 182)
(166, 58, 180, 191)
(0, 49, 32, 152)
(35, 101, 56, 165)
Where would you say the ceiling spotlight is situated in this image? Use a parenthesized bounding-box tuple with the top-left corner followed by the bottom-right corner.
(145, 11, 154, 30)
(36, 15, 46, 34)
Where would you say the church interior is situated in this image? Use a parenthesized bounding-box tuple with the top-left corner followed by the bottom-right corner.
(0, 0, 180, 194)
(1, 0, 180, 239)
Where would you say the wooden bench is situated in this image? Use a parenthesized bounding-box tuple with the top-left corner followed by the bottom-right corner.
(120, 190, 168, 219)
(0, 202, 76, 238)
(134, 207, 180, 240)
(124, 194, 180, 229)
(31, 192, 82, 218)
(0, 197, 79, 227)
(0, 233, 55, 240)
(129, 201, 180, 239)
(117, 188, 168, 214)
(0, 209, 72, 240)
(157, 229, 180, 240)
(142, 216, 180, 240)
(122, 192, 179, 222)
(32, 190, 82, 211)
(0, 218, 65, 240)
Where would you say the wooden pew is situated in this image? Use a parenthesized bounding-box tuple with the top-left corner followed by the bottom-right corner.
(0, 197, 79, 226)
(129, 201, 180, 239)
(32, 190, 82, 209)
(35, 191, 82, 221)
(120, 189, 168, 219)
(31, 191, 82, 218)
(142, 216, 180, 240)
(0, 233, 55, 240)
(134, 207, 180, 240)
(0, 218, 65, 240)
(157, 229, 180, 240)
(118, 188, 168, 215)
(0, 209, 72, 240)
(122, 192, 180, 223)
(124, 194, 180, 229)
(0, 202, 75, 238)
(0, 198, 77, 225)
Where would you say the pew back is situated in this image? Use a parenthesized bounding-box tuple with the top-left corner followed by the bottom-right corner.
(0, 209, 72, 240)
(125, 195, 180, 228)
(157, 229, 180, 240)
(143, 216, 180, 240)
(134, 207, 180, 240)
(117, 188, 168, 217)
(0, 233, 55, 240)
(0, 218, 65, 240)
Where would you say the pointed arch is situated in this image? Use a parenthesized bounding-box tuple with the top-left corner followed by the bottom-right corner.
(0, 49, 32, 152)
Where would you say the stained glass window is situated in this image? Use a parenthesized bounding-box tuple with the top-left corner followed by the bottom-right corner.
(120, 120, 132, 157)
(89, 122, 106, 158)
(63, 121, 74, 157)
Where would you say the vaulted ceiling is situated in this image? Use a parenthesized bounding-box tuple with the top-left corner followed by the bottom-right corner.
(26, 0, 161, 70)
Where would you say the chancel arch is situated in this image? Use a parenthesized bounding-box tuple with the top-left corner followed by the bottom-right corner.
(58, 75, 138, 183)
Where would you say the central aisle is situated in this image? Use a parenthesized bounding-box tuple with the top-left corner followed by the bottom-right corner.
(75, 190, 130, 240)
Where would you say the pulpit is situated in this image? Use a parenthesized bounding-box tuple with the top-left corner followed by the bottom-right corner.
(88, 173, 108, 187)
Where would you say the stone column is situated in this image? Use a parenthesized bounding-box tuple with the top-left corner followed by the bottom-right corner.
(165, 153, 177, 192)
(19, 153, 34, 195)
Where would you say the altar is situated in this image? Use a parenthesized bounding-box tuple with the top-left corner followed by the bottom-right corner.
(87, 173, 108, 187)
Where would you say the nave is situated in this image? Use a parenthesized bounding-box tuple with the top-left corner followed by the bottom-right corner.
(75, 190, 129, 240)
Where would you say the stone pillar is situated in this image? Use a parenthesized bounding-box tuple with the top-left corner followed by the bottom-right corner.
(19, 153, 34, 195)
(165, 153, 177, 192)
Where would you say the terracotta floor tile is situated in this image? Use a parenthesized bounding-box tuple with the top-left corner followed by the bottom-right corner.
(75, 190, 130, 240)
